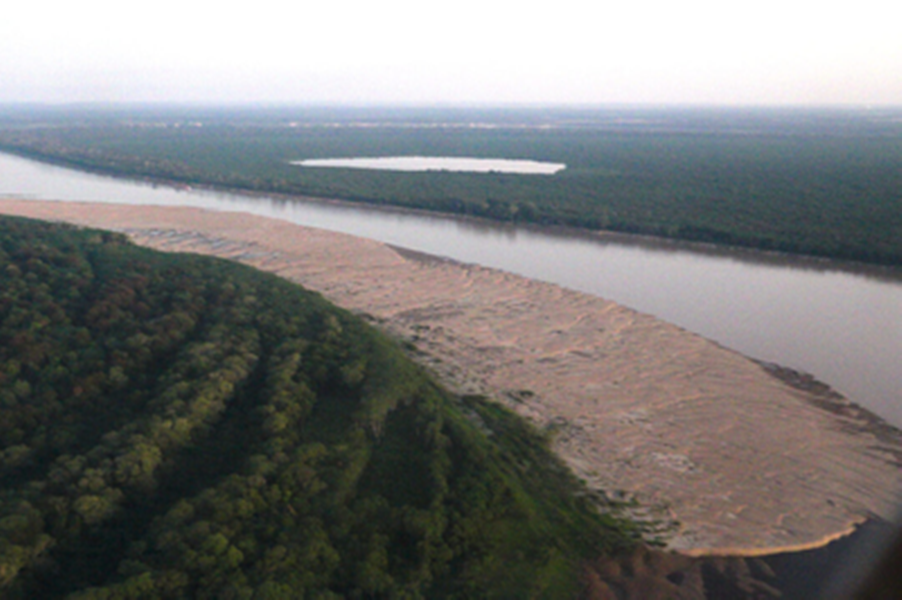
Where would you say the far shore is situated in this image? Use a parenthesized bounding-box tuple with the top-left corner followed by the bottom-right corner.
(2, 197, 902, 558)
(2, 147, 901, 279)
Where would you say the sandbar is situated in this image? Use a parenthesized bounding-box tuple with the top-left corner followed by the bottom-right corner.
(2, 198, 901, 556)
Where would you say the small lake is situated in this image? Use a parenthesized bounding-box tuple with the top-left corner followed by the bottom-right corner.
(292, 156, 566, 174)
(1, 151, 900, 426)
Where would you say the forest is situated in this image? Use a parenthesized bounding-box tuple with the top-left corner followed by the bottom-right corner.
(0, 105, 901, 266)
(0, 215, 645, 599)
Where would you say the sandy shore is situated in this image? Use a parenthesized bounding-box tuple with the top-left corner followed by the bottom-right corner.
(3, 198, 901, 556)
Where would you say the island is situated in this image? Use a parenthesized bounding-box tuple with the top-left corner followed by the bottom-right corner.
(3, 197, 900, 563)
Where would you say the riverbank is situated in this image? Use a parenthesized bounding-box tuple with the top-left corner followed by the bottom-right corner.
(2, 198, 901, 558)
(3, 145, 902, 279)
(4, 149, 902, 429)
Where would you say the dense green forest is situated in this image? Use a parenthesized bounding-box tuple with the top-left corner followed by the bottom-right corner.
(0, 215, 642, 599)
(1, 105, 901, 265)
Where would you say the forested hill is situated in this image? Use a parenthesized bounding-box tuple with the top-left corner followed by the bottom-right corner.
(1, 105, 901, 265)
(0, 215, 639, 598)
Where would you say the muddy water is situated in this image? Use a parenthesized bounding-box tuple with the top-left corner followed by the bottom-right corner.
(2, 151, 900, 426)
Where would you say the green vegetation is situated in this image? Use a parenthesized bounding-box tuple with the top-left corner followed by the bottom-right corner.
(1, 105, 901, 265)
(0, 215, 639, 599)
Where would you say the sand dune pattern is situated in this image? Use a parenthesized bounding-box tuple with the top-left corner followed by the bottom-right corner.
(3, 198, 901, 556)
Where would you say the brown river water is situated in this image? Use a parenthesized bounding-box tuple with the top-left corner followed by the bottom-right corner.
(2, 151, 900, 427)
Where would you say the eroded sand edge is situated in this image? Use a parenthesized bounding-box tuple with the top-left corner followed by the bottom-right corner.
(3, 198, 901, 556)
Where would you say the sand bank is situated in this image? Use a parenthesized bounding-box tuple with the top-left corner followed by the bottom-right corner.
(2, 198, 901, 556)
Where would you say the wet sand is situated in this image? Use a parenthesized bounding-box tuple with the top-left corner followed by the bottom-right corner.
(3, 198, 901, 556)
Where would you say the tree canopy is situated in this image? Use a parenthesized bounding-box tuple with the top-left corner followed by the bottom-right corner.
(0, 215, 639, 599)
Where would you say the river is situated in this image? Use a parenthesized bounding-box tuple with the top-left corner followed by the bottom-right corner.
(2, 151, 900, 427)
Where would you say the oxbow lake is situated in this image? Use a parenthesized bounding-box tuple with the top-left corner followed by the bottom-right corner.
(1, 151, 900, 426)
(292, 156, 567, 174)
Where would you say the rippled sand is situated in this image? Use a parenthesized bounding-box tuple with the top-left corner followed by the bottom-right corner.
(3, 198, 901, 556)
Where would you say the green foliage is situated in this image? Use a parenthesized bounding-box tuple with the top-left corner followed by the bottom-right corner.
(0, 216, 638, 598)
(1, 105, 901, 265)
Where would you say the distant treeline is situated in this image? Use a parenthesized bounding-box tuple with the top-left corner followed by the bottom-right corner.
(0, 216, 640, 598)
(1, 105, 901, 265)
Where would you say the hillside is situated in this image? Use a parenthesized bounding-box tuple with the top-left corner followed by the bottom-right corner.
(0, 215, 641, 599)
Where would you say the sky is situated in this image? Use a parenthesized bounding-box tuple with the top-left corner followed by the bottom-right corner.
(1, 0, 900, 106)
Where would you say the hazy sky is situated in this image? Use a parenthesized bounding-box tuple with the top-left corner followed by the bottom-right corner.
(2, 0, 900, 106)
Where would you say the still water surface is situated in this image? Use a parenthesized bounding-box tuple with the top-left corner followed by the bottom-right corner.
(2, 152, 900, 426)
(292, 156, 567, 174)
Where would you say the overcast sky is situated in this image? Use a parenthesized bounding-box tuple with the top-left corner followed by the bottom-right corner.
(2, 0, 900, 106)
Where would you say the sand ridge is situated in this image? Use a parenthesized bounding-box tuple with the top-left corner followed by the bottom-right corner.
(3, 198, 901, 556)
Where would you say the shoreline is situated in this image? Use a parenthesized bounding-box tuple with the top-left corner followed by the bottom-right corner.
(2, 148, 901, 278)
(681, 522, 862, 558)
(2, 198, 901, 558)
